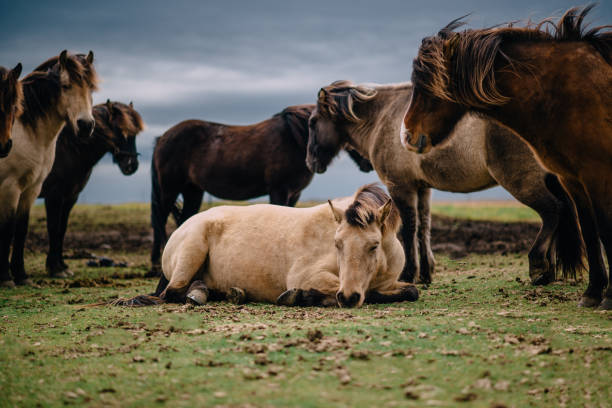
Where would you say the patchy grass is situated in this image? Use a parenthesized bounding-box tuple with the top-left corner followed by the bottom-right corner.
(0, 251, 610, 407)
(431, 202, 539, 223)
(2, 203, 608, 407)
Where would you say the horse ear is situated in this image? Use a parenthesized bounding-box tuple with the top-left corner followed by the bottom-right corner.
(106, 99, 112, 112)
(129, 101, 134, 108)
(318, 89, 327, 103)
(377, 199, 393, 227)
(86, 51, 94, 64)
(59, 50, 68, 68)
(328, 200, 343, 224)
(9, 63, 22, 82)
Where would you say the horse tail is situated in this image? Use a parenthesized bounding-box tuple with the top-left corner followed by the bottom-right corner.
(109, 274, 170, 307)
(545, 173, 585, 280)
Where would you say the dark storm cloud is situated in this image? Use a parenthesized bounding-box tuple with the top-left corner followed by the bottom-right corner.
(1, 0, 610, 202)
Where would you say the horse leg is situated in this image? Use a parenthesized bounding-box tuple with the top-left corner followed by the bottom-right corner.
(56, 194, 78, 276)
(269, 188, 290, 206)
(44, 194, 67, 276)
(389, 189, 419, 283)
(10, 211, 31, 285)
(178, 186, 204, 225)
(286, 191, 301, 207)
(366, 281, 419, 304)
(560, 177, 607, 307)
(417, 188, 435, 284)
(279, 269, 339, 307)
(0, 216, 16, 286)
(150, 189, 179, 277)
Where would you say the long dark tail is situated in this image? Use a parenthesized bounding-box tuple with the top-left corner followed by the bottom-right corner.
(110, 274, 170, 307)
(545, 173, 585, 280)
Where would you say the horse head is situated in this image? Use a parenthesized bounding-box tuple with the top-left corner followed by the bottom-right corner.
(0, 63, 23, 157)
(102, 100, 145, 175)
(307, 81, 376, 173)
(328, 184, 400, 308)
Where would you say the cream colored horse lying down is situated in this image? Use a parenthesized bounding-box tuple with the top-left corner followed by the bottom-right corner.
(118, 184, 418, 308)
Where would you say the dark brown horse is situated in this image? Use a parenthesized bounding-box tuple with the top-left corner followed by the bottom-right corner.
(0, 63, 23, 158)
(150, 105, 371, 274)
(401, 5, 612, 308)
(39, 100, 144, 277)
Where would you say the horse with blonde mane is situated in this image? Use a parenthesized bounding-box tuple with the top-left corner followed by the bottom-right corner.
(114, 184, 418, 308)
(308, 80, 581, 285)
(401, 5, 612, 308)
(0, 50, 98, 287)
(0, 63, 23, 158)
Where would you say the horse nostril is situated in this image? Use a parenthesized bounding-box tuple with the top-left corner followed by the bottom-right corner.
(0, 139, 12, 157)
(347, 292, 360, 307)
(77, 119, 95, 137)
(336, 291, 345, 305)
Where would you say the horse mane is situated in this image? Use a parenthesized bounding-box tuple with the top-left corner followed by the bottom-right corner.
(20, 52, 100, 129)
(413, 4, 612, 108)
(19, 68, 62, 129)
(34, 52, 99, 90)
(275, 104, 314, 150)
(0, 66, 23, 117)
(345, 183, 401, 233)
(93, 102, 145, 141)
(318, 80, 378, 122)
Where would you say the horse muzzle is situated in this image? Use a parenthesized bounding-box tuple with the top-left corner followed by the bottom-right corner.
(0, 139, 12, 158)
(400, 124, 429, 154)
(336, 291, 362, 308)
(118, 157, 139, 175)
(77, 118, 95, 138)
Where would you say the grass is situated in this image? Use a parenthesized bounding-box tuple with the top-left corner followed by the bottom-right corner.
(1, 203, 609, 407)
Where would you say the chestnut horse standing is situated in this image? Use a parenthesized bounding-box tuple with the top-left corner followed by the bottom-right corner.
(0, 51, 98, 286)
(401, 6, 612, 308)
(39, 100, 144, 277)
(0, 63, 23, 158)
(149, 105, 370, 274)
(308, 80, 581, 284)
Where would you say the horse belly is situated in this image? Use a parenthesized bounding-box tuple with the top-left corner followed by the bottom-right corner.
(204, 254, 288, 303)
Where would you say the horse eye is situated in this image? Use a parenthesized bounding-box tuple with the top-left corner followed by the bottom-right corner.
(335, 241, 342, 250)
(369, 245, 378, 252)
(62, 84, 71, 90)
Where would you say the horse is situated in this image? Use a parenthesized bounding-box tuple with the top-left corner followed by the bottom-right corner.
(0, 50, 98, 287)
(114, 184, 418, 308)
(400, 6, 612, 309)
(149, 104, 372, 275)
(39, 100, 144, 277)
(308, 80, 582, 285)
(0, 63, 23, 158)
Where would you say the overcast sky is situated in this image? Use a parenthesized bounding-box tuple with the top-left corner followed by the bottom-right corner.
(2, 0, 610, 203)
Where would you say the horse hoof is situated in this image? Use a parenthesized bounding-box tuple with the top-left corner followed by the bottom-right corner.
(186, 288, 209, 306)
(276, 289, 300, 306)
(14, 278, 33, 286)
(403, 285, 419, 301)
(599, 298, 612, 310)
(50, 271, 71, 279)
(227, 287, 246, 305)
(0, 280, 16, 288)
(578, 296, 601, 308)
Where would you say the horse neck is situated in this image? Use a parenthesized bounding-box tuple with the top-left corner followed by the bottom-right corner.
(78, 111, 119, 164)
(345, 84, 412, 158)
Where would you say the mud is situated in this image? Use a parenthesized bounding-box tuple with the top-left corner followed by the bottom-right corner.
(25, 214, 541, 256)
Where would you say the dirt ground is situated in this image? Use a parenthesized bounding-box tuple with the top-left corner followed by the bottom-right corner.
(24, 213, 541, 257)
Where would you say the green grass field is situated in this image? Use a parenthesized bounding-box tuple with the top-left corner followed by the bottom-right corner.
(0, 203, 609, 407)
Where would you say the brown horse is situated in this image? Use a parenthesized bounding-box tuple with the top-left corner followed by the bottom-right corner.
(39, 100, 144, 277)
(0, 63, 23, 157)
(308, 80, 581, 285)
(149, 104, 370, 274)
(401, 6, 612, 308)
